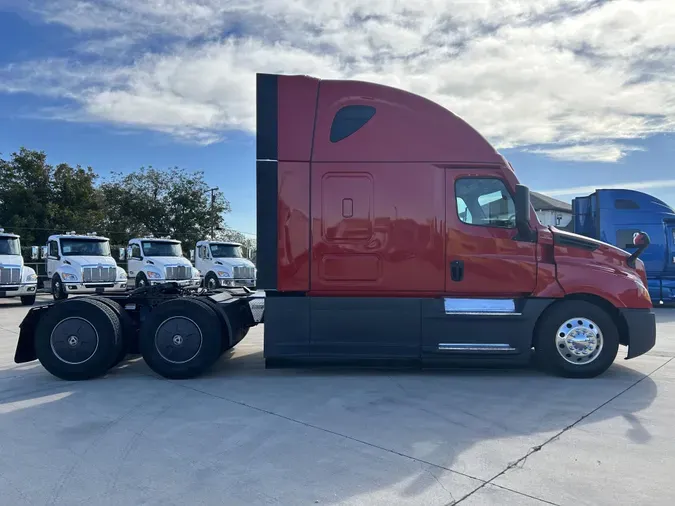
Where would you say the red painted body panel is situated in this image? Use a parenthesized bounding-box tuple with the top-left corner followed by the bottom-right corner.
(444, 169, 538, 296)
(270, 73, 651, 310)
(312, 80, 504, 164)
(309, 163, 445, 293)
(277, 75, 319, 161)
(277, 162, 310, 291)
(552, 229, 652, 309)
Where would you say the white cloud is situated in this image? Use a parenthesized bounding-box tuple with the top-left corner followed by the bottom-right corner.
(538, 179, 675, 197)
(526, 143, 646, 163)
(3, 0, 675, 160)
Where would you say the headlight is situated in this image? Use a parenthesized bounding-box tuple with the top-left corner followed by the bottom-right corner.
(26, 273, 38, 282)
(146, 271, 162, 279)
(192, 268, 200, 279)
(117, 270, 127, 281)
(62, 272, 78, 281)
(216, 270, 232, 278)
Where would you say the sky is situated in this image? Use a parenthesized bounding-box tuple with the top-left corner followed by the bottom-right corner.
(1, 0, 675, 236)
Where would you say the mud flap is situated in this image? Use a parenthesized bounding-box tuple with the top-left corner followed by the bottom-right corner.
(14, 305, 51, 363)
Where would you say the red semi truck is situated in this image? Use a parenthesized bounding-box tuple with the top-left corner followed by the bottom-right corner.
(14, 73, 656, 381)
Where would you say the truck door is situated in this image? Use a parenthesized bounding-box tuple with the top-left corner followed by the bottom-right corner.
(445, 172, 538, 297)
(46, 240, 59, 279)
(127, 243, 142, 280)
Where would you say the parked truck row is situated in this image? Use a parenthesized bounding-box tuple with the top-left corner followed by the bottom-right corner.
(0, 232, 257, 304)
(11, 72, 657, 384)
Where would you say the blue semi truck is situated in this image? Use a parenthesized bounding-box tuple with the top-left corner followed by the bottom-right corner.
(572, 189, 675, 304)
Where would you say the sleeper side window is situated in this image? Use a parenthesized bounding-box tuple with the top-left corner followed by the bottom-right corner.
(455, 178, 516, 229)
(330, 105, 376, 143)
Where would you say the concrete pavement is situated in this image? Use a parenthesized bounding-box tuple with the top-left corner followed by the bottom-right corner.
(0, 295, 673, 505)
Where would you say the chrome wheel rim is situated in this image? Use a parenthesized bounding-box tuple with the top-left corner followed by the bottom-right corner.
(555, 317, 603, 365)
(207, 277, 217, 289)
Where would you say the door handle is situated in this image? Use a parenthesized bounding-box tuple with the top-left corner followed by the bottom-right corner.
(450, 260, 464, 282)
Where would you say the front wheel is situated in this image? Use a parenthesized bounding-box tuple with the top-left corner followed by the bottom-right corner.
(205, 273, 220, 291)
(135, 273, 149, 289)
(534, 300, 619, 378)
(21, 295, 36, 306)
(52, 275, 68, 301)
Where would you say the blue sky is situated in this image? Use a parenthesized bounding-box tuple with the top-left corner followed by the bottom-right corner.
(1, 1, 675, 236)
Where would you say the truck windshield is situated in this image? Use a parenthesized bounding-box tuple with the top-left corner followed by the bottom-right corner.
(142, 241, 182, 257)
(210, 244, 243, 258)
(60, 239, 111, 256)
(0, 237, 20, 255)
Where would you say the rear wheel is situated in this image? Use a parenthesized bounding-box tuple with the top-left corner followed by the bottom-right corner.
(534, 300, 619, 378)
(90, 297, 134, 368)
(139, 298, 223, 379)
(21, 295, 36, 306)
(34, 298, 122, 380)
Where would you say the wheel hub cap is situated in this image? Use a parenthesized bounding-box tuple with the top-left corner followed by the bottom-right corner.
(555, 317, 603, 365)
(50, 318, 99, 365)
(155, 317, 203, 364)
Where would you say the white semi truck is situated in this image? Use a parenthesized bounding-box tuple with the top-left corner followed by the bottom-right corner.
(0, 229, 38, 305)
(127, 236, 200, 289)
(46, 232, 128, 300)
(194, 240, 257, 289)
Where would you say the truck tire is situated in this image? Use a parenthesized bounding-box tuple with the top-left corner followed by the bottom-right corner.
(52, 274, 68, 301)
(135, 273, 149, 289)
(533, 300, 620, 378)
(21, 295, 36, 306)
(34, 298, 122, 381)
(90, 297, 134, 368)
(205, 273, 220, 290)
(139, 298, 223, 379)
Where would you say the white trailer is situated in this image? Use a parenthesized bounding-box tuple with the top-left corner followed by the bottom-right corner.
(194, 240, 256, 289)
(127, 236, 200, 289)
(46, 232, 128, 300)
(0, 229, 38, 305)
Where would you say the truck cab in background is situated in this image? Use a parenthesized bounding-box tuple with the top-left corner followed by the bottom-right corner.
(46, 232, 127, 300)
(573, 189, 675, 305)
(127, 236, 200, 289)
(194, 240, 256, 290)
(0, 229, 38, 305)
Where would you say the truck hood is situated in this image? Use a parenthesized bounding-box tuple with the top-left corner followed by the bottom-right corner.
(211, 257, 255, 268)
(145, 257, 193, 269)
(61, 256, 118, 268)
(0, 254, 24, 267)
(550, 227, 631, 258)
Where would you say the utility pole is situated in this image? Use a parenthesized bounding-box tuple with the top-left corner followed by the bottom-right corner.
(205, 187, 219, 240)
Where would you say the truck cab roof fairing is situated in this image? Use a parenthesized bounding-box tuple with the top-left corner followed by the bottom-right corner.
(256, 73, 505, 165)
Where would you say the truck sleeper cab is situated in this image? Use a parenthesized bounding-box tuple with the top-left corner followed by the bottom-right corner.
(0, 229, 38, 305)
(127, 237, 201, 289)
(46, 233, 127, 301)
(12, 72, 656, 382)
(195, 240, 257, 290)
(256, 72, 656, 379)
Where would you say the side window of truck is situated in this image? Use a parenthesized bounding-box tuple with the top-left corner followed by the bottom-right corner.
(131, 244, 141, 258)
(455, 178, 516, 229)
(49, 241, 58, 257)
(330, 105, 376, 143)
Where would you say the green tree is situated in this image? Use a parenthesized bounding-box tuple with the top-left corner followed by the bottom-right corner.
(0, 148, 55, 245)
(100, 166, 231, 252)
(51, 163, 106, 235)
